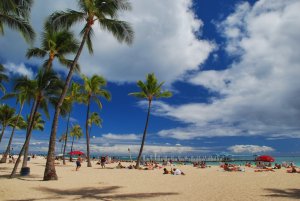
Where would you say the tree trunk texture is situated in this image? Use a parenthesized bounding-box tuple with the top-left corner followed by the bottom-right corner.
(85, 96, 92, 167)
(62, 112, 70, 165)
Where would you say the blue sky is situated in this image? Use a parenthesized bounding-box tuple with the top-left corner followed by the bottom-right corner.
(1, 0, 300, 156)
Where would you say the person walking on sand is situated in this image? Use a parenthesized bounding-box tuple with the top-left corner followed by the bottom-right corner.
(76, 154, 82, 171)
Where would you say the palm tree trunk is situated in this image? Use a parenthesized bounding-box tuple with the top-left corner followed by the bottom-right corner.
(85, 97, 92, 167)
(46, 57, 54, 72)
(43, 25, 92, 181)
(0, 125, 7, 143)
(136, 100, 152, 169)
(22, 100, 39, 169)
(70, 135, 75, 162)
(0, 103, 24, 163)
(62, 112, 70, 165)
(10, 99, 40, 178)
(60, 141, 64, 153)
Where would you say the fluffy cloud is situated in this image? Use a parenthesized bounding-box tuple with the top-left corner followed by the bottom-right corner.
(88, 144, 202, 155)
(4, 63, 34, 79)
(228, 145, 274, 154)
(153, 0, 300, 140)
(101, 133, 140, 141)
(0, 0, 214, 84)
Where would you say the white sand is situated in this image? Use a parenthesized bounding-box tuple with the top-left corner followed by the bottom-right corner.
(0, 157, 300, 201)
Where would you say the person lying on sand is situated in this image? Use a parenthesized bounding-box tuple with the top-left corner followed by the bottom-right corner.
(163, 168, 171, 174)
(287, 166, 300, 173)
(172, 168, 185, 175)
(254, 168, 274, 172)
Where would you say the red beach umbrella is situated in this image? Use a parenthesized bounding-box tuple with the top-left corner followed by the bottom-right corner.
(255, 155, 275, 162)
(69, 150, 84, 155)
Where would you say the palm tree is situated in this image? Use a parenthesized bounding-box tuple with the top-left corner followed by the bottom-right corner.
(69, 124, 83, 161)
(82, 74, 110, 167)
(0, 115, 26, 163)
(26, 21, 79, 71)
(0, 104, 15, 144)
(0, 77, 34, 163)
(60, 82, 81, 165)
(88, 112, 102, 137)
(0, 0, 35, 43)
(10, 70, 62, 178)
(44, 0, 134, 180)
(129, 73, 172, 168)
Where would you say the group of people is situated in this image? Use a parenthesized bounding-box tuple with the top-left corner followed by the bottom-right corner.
(163, 168, 185, 175)
(221, 163, 245, 172)
(193, 161, 207, 168)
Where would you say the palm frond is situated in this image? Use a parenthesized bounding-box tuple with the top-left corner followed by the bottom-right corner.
(98, 19, 134, 45)
(26, 48, 47, 58)
(49, 9, 86, 31)
(0, 13, 35, 43)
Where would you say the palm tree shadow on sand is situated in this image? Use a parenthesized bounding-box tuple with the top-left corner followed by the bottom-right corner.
(8, 186, 179, 201)
(263, 188, 300, 199)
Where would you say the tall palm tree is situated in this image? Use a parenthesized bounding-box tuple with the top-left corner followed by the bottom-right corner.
(0, 77, 34, 163)
(44, 0, 134, 180)
(0, 104, 15, 144)
(10, 70, 62, 178)
(129, 73, 172, 168)
(0, 64, 9, 94)
(82, 74, 110, 167)
(69, 124, 83, 161)
(26, 21, 79, 71)
(0, 0, 35, 43)
(60, 82, 81, 165)
(88, 112, 102, 137)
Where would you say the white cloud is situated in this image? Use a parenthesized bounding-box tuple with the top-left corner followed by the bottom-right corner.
(1, 133, 211, 155)
(152, 0, 300, 140)
(0, 0, 214, 84)
(88, 144, 201, 155)
(228, 145, 274, 154)
(4, 63, 34, 79)
(101, 133, 140, 141)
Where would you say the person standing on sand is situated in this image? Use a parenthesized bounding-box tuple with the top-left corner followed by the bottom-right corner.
(76, 154, 82, 171)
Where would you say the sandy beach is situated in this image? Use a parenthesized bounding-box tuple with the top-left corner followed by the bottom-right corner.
(0, 157, 299, 201)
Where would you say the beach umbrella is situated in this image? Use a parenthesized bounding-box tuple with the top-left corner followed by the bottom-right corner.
(69, 150, 84, 155)
(255, 155, 275, 162)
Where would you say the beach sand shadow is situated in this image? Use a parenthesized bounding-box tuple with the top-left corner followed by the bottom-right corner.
(7, 186, 178, 201)
(263, 188, 300, 199)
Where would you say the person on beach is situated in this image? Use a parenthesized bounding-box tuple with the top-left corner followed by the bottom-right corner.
(100, 156, 106, 168)
(287, 166, 300, 173)
(116, 162, 125, 169)
(172, 168, 185, 175)
(76, 154, 82, 171)
(163, 168, 171, 174)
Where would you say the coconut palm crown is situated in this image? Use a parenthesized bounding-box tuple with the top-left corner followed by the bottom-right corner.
(26, 21, 80, 71)
(49, 0, 134, 53)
